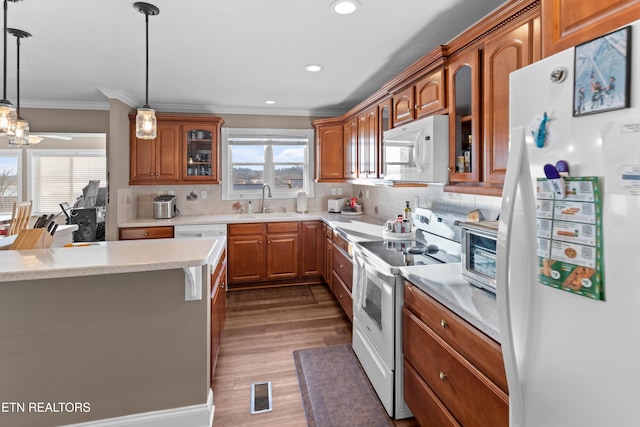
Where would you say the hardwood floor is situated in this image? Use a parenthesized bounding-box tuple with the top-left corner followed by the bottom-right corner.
(211, 284, 419, 427)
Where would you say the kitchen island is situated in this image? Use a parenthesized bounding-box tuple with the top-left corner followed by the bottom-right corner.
(0, 237, 224, 427)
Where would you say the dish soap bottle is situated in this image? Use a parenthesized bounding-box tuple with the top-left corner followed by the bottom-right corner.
(247, 200, 253, 214)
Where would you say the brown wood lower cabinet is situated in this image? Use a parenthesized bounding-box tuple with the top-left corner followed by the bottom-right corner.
(403, 281, 508, 427)
(210, 249, 226, 384)
(227, 221, 323, 289)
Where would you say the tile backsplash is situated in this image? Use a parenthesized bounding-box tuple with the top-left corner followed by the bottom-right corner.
(121, 182, 502, 222)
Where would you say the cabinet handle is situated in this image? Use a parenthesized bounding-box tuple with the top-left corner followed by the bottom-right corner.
(440, 319, 448, 329)
(439, 372, 446, 381)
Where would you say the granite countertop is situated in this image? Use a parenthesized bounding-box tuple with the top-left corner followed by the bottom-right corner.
(399, 263, 499, 342)
(0, 237, 225, 283)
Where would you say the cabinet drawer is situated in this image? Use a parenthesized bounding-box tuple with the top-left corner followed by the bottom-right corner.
(403, 359, 461, 427)
(119, 226, 174, 240)
(332, 243, 353, 291)
(331, 271, 353, 321)
(403, 308, 508, 427)
(332, 232, 351, 255)
(228, 223, 264, 236)
(266, 221, 298, 233)
(403, 282, 507, 393)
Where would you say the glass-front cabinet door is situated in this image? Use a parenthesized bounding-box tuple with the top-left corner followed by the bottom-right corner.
(183, 123, 220, 183)
(447, 48, 481, 184)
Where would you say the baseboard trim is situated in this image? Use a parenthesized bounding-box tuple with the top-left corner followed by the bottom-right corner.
(62, 389, 214, 427)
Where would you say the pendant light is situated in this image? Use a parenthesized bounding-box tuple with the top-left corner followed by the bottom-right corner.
(7, 28, 30, 147)
(134, 2, 159, 140)
(0, 0, 20, 136)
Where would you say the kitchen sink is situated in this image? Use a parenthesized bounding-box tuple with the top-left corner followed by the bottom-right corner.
(234, 212, 294, 219)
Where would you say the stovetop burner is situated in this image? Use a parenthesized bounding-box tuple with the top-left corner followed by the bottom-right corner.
(357, 238, 460, 267)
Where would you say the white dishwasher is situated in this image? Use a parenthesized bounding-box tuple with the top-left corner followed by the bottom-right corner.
(174, 224, 227, 238)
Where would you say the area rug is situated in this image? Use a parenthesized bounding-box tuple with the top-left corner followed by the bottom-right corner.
(293, 344, 394, 427)
(227, 285, 318, 312)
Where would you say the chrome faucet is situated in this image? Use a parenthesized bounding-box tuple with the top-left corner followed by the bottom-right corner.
(261, 184, 272, 213)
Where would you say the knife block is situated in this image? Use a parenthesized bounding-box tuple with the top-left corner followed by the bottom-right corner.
(10, 228, 54, 250)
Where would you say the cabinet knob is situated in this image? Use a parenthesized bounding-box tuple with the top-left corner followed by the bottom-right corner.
(144, 232, 149, 236)
(258, 240, 262, 244)
(439, 372, 446, 381)
(447, 166, 452, 172)
(339, 264, 344, 269)
(440, 319, 447, 328)
(149, 172, 154, 176)
(267, 240, 271, 244)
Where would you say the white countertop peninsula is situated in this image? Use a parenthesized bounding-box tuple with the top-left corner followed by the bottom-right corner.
(0, 237, 224, 427)
(0, 237, 224, 283)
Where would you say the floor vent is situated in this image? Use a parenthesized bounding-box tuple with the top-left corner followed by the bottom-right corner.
(250, 381, 273, 414)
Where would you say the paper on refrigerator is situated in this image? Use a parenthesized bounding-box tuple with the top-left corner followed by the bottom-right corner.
(602, 119, 640, 195)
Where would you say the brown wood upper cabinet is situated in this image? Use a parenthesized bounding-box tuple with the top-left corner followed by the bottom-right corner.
(129, 115, 224, 185)
(357, 105, 379, 179)
(344, 116, 358, 179)
(130, 121, 181, 184)
(314, 118, 345, 182)
(542, 0, 640, 57)
(392, 68, 446, 127)
(483, 17, 540, 184)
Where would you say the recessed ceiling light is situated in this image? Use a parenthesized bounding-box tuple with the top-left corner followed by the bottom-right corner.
(330, 0, 360, 15)
(304, 64, 323, 72)
(264, 100, 276, 105)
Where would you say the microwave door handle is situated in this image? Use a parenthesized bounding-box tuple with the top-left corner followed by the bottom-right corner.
(413, 131, 424, 172)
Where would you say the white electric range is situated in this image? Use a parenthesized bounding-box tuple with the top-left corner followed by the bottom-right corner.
(351, 208, 466, 419)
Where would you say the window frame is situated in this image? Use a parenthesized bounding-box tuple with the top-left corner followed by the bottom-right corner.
(0, 148, 23, 214)
(221, 127, 315, 201)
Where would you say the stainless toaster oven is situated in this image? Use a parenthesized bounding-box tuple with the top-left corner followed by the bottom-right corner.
(457, 220, 498, 294)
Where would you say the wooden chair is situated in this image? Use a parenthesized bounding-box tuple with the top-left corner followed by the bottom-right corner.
(8, 201, 32, 236)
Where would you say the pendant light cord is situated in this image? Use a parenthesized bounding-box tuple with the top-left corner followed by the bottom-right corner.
(3, 0, 8, 101)
(144, 12, 149, 107)
(15, 33, 19, 116)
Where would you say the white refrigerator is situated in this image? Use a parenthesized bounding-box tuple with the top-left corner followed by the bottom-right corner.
(498, 20, 640, 427)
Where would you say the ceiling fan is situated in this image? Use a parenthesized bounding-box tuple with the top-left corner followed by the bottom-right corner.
(28, 132, 74, 144)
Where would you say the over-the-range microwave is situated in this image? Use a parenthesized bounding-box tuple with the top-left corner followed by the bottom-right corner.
(382, 115, 449, 183)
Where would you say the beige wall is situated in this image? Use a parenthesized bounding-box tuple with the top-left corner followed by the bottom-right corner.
(22, 108, 109, 134)
(0, 268, 209, 427)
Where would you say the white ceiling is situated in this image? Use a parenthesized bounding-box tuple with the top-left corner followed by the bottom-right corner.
(8, 0, 507, 117)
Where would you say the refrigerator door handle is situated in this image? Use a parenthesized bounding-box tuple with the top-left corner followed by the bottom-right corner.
(498, 127, 527, 427)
